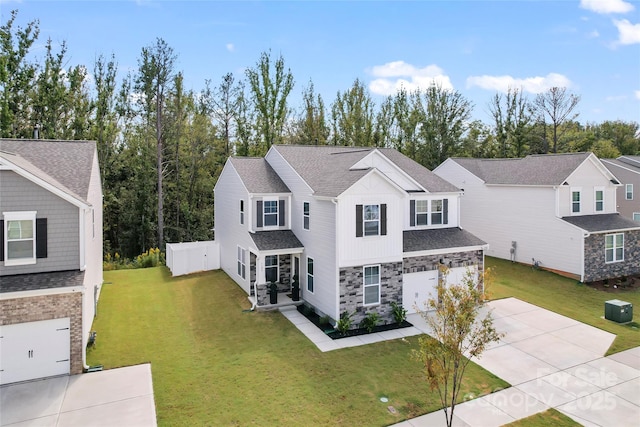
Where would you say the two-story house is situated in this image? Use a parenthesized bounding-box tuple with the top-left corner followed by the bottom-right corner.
(601, 156, 640, 222)
(214, 145, 486, 327)
(0, 139, 103, 385)
(434, 152, 640, 283)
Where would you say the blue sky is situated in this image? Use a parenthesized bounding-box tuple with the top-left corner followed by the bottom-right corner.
(3, 0, 640, 125)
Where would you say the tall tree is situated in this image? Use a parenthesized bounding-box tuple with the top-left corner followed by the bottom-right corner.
(413, 267, 503, 427)
(488, 88, 532, 157)
(330, 78, 375, 146)
(91, 54, 119, 184)
(135, 37, 177, 249)
(210, 73, 242, 156)
(245, 50, 294, 154)
(289, 80, 330, 145)
(533, 86, 580, 153)
(419, 84, 472, 169)
(0, 10, 40, 138)
(391, 88, 425, 158)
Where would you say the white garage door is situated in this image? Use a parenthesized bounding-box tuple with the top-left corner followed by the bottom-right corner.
(402, 270, 438, 314)
(0, 318, 70, 385)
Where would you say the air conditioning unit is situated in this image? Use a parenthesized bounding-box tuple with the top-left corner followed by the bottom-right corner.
(605, 299, 633, 323)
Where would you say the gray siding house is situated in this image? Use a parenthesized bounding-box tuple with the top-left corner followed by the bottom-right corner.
(601, 156, 640, 222)
(0, 139, 103, 385)
(214, 145, 486, 328)
(435, 152, 640, 283)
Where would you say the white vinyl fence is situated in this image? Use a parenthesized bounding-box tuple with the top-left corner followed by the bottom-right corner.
(166, 241, 219, 276)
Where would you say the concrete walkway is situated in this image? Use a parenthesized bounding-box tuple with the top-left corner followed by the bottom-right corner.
(281, 298, 640, 427)
(0, 364, 156, 427)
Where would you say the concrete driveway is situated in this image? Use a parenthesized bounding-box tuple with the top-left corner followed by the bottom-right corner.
(398, 297, 640, 427)
(0, 364, 156, 427)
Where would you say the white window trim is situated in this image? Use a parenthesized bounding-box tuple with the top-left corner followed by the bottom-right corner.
(594, 187, 604, 212)
(633, 212, 640, 222)
(605, 233, 624, 263)
(626, 184, 633, 200)
(303, 201, 310, 231)
(3, 211, 37, 266)
(571, 188, 581, 214)
(363, 264, 381, 306)
(307, 256, 314, 293)
(431, 199, 444, 225)
(237, 246, 246, 279)
(363, 204, 380, 237)
(415, 200, 428, 226)
(265, 255, 279, 284)
(263, 198, 279, 229)
(240, 200, 244, 225)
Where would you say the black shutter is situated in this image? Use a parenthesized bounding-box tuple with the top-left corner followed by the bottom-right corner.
(256, 201, 263, 228)
(410, 200, 415, 227)
(279, 200, 285, 226)
(355, 205, 363, 237)
(36, 218, 47, 258)
(380, 204, 387, 236)
(0, 220, 4, 261)
(443, 199, 448, 225)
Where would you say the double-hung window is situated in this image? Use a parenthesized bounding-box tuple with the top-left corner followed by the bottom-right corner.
(571, 190, 581, 213)
(363, 265, 380, 305)
(307, 257, 314, 293)
(240, 200, 244, 225)
(364, 204, 380, 236)
(237, 246, 246, 279)
(605, 233, 624, 263)
(594, 189, 604, 212)
(3, 211, 37, 266)
(415, 200, 428, 226)
(626, 184, 634, 200)
(265, 255, 278, 283)
(303, 202, 310, 230)
(264, 200, 278, 227)
(431, 200, 443, 225)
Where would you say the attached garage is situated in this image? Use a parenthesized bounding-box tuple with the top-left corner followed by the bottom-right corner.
(0, 318, 70, 385)
(402, 270, 438, 314)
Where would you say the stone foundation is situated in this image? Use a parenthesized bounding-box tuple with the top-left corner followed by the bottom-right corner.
(0, 292, 84, 375)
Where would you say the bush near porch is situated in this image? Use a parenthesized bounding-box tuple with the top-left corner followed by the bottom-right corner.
(88, 267, 507, 426)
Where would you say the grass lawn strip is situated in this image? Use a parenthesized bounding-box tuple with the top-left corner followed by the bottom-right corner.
(88, 267, 507, 426)
(487, 257, 640, 355)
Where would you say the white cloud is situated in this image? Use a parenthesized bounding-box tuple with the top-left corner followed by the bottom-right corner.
(226, 43, 235, 52)
(635, 90, 640, 100)
(587, 30, 600, 38)
(466, 73, 572, 94)
(367, 61, 453, 96)
(613, 19, 640, 44)
(579, 0, 634, 14)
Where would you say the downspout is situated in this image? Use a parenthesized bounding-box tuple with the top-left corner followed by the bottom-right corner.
(581, 230, 590, 283)
(250, 254, 261, 311)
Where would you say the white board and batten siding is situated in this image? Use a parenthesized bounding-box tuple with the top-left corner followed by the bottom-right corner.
(166, 241, 220, 276)
(266, 148, 338, 319)
(435, 161, 584, 278)
(557, 158, 619, 218)
(0, 318, 70, 385)
(214, 160, 255, 294)
(337, 171, 404, 268)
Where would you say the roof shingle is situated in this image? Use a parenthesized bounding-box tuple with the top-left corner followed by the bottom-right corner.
(230, 157, 290, 194)
(561, 214, 640, 233)
(403, 228, 486, 253)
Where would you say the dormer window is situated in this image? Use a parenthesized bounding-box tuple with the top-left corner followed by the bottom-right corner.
(264, 200, 278, 226)
(256, 199, 284, 228)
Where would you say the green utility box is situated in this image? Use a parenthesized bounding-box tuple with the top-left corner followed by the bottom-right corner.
(605, 299, 633, 323)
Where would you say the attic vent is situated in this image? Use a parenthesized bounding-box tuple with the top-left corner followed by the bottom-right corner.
(562, 181, 569, 186)
(610, 179, 620, 185)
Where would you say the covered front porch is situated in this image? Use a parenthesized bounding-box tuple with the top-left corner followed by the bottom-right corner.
(247, 230, 304, 310)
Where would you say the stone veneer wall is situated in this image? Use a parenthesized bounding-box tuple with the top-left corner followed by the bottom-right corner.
(0, 292, 84, 375)
(339, 261, 403, 327)
(584, 230, 640, 282)
(403, 250, 484, 290)
(277, 256, 292, 292)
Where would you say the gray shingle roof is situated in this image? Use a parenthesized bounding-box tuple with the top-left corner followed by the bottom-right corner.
(273, 145, 457, 197)
(561, 214, 640, 233)
(250, 230, 304, 251)
(618, 156, 640, 168)
(229, 157, 290, 194)
(0, 270, 85, 293)
(602, 156, 640, 174)
(0, 139, 96, 201)
(403, 228, 486, 253)
(451, 153, 593, 186)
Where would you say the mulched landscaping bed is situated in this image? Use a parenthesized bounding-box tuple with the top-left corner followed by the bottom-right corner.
(297, 304, 414, 340)
(586, 275, 640, 293)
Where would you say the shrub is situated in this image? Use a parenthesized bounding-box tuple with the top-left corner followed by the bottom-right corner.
(360, 311, 381, 333)
(336, 311, 354, 334)
(390, 301, 407, 324)
(103, 248, 165, 270)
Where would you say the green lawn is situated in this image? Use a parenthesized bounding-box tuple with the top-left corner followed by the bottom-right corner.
(88, 267, 507, 426)
(504, 409, 580, 427)
(487, 257, 640, 355)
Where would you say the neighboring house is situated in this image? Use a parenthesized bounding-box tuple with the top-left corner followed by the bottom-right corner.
(434, 152, 640, 283)
(214, 145, 486, 327)
(0, 139, 103, 385)
(601, 156, 640, 222)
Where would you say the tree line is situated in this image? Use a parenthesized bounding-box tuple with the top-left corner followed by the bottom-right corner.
(2, 10, 638, 258)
